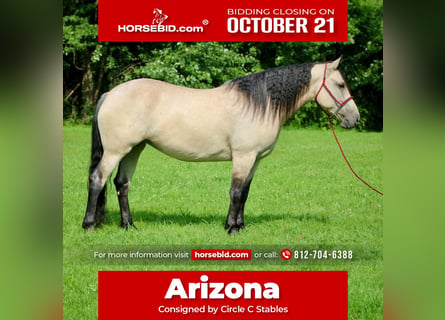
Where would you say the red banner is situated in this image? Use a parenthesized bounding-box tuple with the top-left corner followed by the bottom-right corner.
(98, 0, 348, 42)
(98, 271, 348, 319)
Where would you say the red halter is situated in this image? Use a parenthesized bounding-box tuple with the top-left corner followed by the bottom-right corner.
(315, 62, 354, 119)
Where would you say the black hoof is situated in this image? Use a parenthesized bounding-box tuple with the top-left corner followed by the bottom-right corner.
(226, 225, 241, 235)
(121, 221, 137, 230)
(82, 221, 95, 231)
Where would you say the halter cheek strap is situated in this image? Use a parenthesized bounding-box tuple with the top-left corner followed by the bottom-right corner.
(315, 62, 354, 119)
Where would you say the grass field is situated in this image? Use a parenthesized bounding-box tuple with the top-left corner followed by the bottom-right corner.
(63, 126, 383, 319)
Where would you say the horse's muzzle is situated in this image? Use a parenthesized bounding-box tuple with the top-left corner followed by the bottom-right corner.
(340, 115, 360, 129)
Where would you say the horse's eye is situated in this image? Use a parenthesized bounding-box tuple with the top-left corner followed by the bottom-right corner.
(338, 83, 345, 88)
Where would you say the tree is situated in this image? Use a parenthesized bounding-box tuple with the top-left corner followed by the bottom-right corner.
(63, 1, 101, 121)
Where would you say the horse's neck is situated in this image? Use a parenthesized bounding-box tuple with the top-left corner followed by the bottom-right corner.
(281, 68, 323, 125)
(298, 91, 316, 108)
(295, 64, 325, 111)
(288, 86, 318, 119)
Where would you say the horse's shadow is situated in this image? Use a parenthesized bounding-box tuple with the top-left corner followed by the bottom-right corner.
(103, 209, 329, 228)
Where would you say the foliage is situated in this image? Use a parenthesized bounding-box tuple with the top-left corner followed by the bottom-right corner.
(63, 0, 383, 131)
(117, 42, 261, 88)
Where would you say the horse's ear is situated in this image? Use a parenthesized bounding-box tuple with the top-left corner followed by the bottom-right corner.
(331, 56, 343, 69)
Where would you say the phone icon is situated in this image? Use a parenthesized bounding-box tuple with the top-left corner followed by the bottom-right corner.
(281, 249, 292, 260)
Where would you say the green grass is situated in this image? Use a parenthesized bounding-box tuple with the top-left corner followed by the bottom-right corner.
(63, 126, 383, 319)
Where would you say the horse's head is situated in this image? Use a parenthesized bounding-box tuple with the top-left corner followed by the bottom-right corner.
(315, 57, 360, 128)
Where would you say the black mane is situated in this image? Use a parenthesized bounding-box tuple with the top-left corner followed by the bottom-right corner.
(227, 63, 314, 120)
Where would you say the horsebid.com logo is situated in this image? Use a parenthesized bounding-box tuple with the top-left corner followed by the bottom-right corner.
(117, 8, 207, 33)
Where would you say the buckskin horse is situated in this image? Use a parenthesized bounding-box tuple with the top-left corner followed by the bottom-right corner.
(82, 57, 359, 234)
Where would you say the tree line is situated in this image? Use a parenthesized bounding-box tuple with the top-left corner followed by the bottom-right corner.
(63, 0, 382, 131)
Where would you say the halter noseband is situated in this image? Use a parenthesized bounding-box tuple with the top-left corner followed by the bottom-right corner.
(315, 62, 354, 119)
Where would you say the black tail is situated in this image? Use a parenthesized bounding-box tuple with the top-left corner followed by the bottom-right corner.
(89, 93, 108, 216)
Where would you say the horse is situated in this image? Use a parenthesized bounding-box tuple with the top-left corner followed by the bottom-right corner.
(82, 56, 360, 234)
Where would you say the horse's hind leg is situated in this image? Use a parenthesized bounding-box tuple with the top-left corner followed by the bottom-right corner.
(113, 142, 146, 229)
(225, 153, 259, 234)
(83, 152, 123, 230)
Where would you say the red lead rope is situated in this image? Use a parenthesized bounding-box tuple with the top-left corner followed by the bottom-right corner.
(326, 115, 383, 196)
(316, 62, 383, 196)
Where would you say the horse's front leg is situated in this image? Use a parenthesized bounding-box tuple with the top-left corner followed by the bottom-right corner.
(225, 153, 258, 234)
(225, 178, 253, 233)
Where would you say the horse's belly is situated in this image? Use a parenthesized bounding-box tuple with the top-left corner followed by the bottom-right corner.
(147, 129, 232, 162)
(148, 140, 232, 162)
